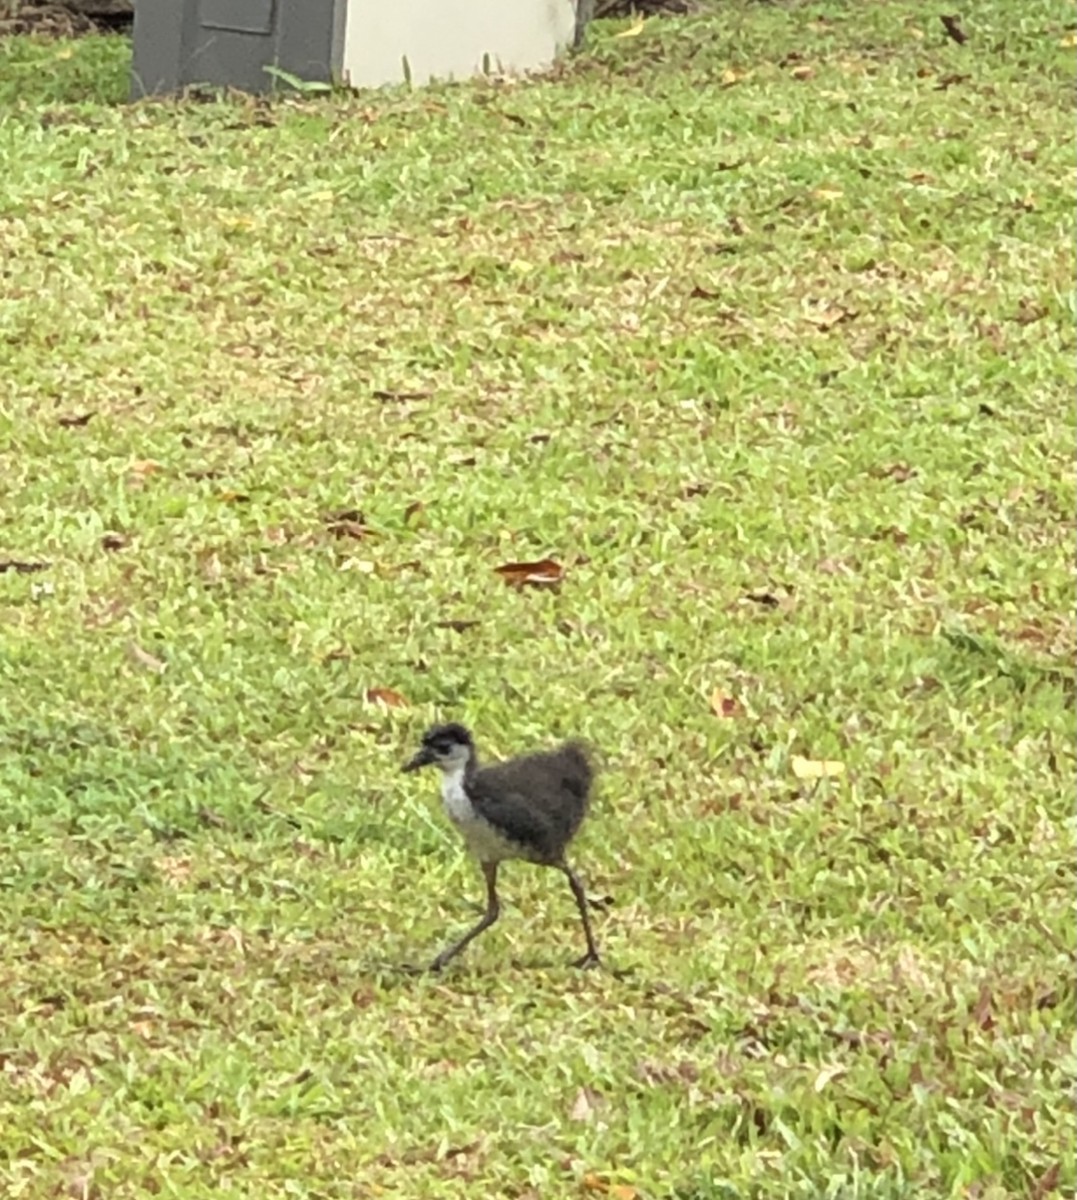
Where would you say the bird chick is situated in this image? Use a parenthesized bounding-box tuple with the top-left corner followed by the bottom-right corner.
(402, 723, 601, 971)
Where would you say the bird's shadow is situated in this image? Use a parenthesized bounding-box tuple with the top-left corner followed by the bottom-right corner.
(350, 954, 638, 986)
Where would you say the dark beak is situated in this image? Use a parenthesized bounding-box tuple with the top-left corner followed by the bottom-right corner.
(402, 747, 435, 773)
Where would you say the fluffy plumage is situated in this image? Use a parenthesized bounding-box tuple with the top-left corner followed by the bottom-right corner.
(401, 725, 601, 971)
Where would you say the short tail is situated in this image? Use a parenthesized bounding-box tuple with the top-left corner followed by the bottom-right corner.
(559, 740, 595, 808)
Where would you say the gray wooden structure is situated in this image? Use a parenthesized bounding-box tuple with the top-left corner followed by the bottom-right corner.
(131, 0, 582, 99)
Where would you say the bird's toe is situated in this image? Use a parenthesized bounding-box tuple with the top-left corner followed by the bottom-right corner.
(571, 952, 602, 970)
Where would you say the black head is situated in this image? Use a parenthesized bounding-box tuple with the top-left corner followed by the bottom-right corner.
(402, 723, 474, 774)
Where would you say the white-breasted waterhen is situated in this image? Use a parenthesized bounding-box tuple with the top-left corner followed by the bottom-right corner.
(402, 723, 601, 971)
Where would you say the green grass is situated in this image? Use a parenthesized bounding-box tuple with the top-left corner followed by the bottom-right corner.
(0, 2, 1074, 1196)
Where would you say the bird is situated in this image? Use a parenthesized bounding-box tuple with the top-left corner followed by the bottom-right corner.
(401, 722, 601, 972)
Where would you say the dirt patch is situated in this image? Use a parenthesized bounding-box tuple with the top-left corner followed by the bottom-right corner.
(0, 0, 132, 37)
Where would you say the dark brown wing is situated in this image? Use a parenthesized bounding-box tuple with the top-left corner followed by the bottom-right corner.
(469, 742, 594, 862)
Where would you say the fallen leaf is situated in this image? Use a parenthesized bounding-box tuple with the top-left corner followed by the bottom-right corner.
(327, 519, 372, 540)
(939, 13, 968, 44)
(804, 304, 857, 330)
(494, 558, 565, 589)
(569, 1086, 601, 1122)
(813, 188, 844, 201)
(720, 67, 748, 86)
(872, 462, 917, 483)
(128, 642, 166, 674)
(1015, 298, 1048, 325)
(1031, 1163, 1061, 1199)
(157, 856, 191, 886)
(934, 72, 970, 90)
(709, 689, 740, 718)
(0, 559, 50, 574)
(101, 533, 128, 552)
(57, 411, 96, 428)
(365, 687, 408, 708)
(791, 755, 845, 781)
(813, 1062, 848, 1091)
(129, 459, 163, 476)
(790, 64, 815, 80)
(614, 15, 646, 37)
(218, 490, 251, 503)
(744, 589, 781, 608)
(972, 983, 995, 1031)
(371, 388, 433, 401)
(689, 284, 720, 300)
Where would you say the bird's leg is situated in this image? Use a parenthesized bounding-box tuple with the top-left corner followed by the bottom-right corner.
(562, 864, 601, 969)
(430, 861, 500, 972)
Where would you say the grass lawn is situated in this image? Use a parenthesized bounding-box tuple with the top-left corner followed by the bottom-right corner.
(0, 1, 1073, 1196)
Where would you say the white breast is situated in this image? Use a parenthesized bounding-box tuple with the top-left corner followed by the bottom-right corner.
(440, 768, 475, 823)
(440, 766, 519, 862)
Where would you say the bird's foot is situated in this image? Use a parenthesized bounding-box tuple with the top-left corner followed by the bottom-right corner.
(571, 951, 602, 970)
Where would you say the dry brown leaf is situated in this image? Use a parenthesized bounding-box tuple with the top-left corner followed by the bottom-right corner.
(365, 687, 408, 709)
(791, 755, 845, 781)
(129, 459, 163, 476)
(0, 559, 50, 574)
(157, 856, 192, 886)
(581, 1175, 636, 1199)
(128, 641, 166, 674)
(709, 689, 740, 718)
(972, 983, 995, 1030)
(1032, 1162, 1061, 1199)
(494, 558, 565, 589)
(873, 462, 917, 483)
(813, 1062, 848, 1092)
(569, 1086, 600, 1122)
(57, 411, 96, 428)
(939, 13, 967, 44)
